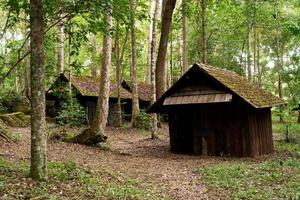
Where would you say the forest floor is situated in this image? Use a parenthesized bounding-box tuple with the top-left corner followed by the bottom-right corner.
(0, 121, 299, 200)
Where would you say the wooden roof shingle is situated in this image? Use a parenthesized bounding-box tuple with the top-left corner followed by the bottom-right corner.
(63, 74, 132, 99)
(121, 80, 152, 102)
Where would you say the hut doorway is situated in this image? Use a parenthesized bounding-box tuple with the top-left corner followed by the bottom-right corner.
(193, 129, 214, 156)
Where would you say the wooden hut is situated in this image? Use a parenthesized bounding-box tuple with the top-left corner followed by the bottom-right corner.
(148, 64, 286, 157)
(46, 74, 132, 126)
(121, 80, 152, 111)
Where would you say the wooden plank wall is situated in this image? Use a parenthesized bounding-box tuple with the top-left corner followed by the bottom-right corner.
(167, 100, 273, 157)
(248, 109, 273, 157)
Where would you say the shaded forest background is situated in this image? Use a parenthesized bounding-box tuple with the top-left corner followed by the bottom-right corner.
(0, 0, 300, 111)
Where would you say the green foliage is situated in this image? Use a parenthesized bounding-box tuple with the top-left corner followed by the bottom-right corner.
(137, 110, 151, 130)
(0, 91, 23, 113)
(56, 97, 86, 127)
(197, 157, 300, 199)
(0, 158, 165, 200)
(272, 113, 300, 141)
(0, 96, 7, 114)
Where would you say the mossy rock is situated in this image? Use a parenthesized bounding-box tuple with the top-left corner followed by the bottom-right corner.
(0, 112, 31, 127)
(48, 128, 76, 142)
(0, 119, 19, 142)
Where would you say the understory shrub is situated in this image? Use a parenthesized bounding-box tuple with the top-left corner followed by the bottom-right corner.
(0, 91, 27, 113)
(0, 96, 7, 113)
(137, 110, 151, 130)
(56, 97, 86, 127)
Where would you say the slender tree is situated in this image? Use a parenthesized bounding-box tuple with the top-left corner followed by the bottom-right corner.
(24, 38, 30, 99)
(182, 0, 188, 72)
(71, 11, 112, 145)
(130, 0, 140, 128)
(155, 0, 177, 99)
(146, 0, 155, 84)
(29, 0, 47, 181)
(56, 19, 64, 74)
(200, 0, 207, 64)
(115, 26, 129, 127)
(92, 13, 113, 135)
(150, 0, 160, 139)
(274, 1, 284, 122)
(91, 34, 100, 77)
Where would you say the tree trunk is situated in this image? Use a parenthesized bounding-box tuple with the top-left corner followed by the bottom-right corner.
(298, 111, 300, 124)
(115, 27, 129, 127)
(155, 0, 176, 99)
(91, 34, 100, 77)
(253, 26, 257, 82)
(182, 0, 188, 72)
(246, 27, 251, 81)
(256, 28, 261, 84)
(90, 13, 112, 135)
(149, 0, 160, 139)
(130, 0, 140, 128)
(24, 30, 31, 99)
(278, 47, 284, 123)
(56, 20, 64, 74)
(29, 0, 47, 181)
(68, 22, 72, 96)
(200, 0, 207, 64)
(246, 0, 252, 81)
(11, 33, 19, 93)
(274, 2, 283, 123)
(72, 13, 112, 145)
(146, 0, 156, 84)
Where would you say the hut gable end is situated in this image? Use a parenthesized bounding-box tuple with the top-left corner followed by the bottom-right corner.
(148, 63, 285, 112)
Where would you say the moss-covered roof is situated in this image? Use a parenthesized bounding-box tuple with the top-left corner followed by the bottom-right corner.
(199, 64, 285, 108)
(148, 63, 285, 112)
(63, 74, 132, 99)
(121, 80, 152, 102)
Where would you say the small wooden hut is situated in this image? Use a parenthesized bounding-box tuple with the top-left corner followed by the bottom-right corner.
(148, 64, 285, 157)
(46, 74, 132, 126)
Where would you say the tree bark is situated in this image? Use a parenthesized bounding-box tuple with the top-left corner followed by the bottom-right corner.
(29, 0, 47, 181)
(182, 0, 188, 73)
(298, 111, 300, 124)
(256, 28, 261, 84)
(72, 13, 112, 145)
(150, 0, 160, 139)
(24, 29, 31, 99)
(253, 26, 257, 82)
(91, 34, 100, 77)
(200, 0, 207, 64)
(115, 27, 129, 127)
(92, 14, 112, 135)
(246, 27, 251, 81)
(130, 0, 140, 128)
(155, 0, 176, 99)
(146, 0, 156, 84)
(274, 3, 283, 123)
(56, 20, 64, 74)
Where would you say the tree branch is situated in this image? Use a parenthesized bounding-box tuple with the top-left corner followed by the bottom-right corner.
(0, 10, 11, 41)
(0, 13, 74, 85)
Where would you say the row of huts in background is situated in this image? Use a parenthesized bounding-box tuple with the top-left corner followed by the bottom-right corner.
(47, 63, 286, 158)
(46, 73, 151, 126)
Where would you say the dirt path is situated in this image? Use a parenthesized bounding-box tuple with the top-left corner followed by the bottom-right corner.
(0, 125, 212, 199)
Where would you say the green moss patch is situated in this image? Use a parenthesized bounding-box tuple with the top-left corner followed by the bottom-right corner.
(0, 119, 19, 142)
(0, 158, 165, 200)
(197, 140, 300, 199)
(0, 112, 30, 127)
